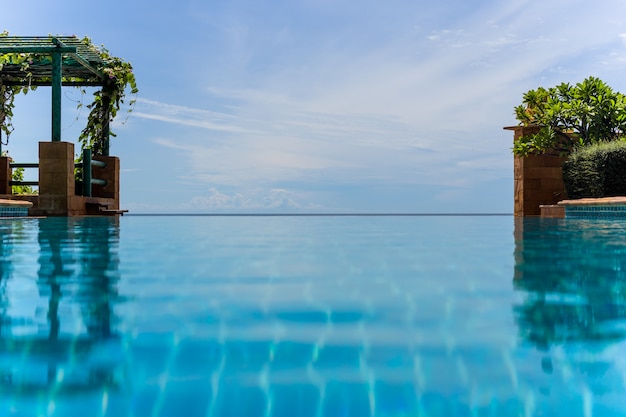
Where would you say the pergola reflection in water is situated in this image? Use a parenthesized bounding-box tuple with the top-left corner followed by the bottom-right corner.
(0, 217, 124, 397)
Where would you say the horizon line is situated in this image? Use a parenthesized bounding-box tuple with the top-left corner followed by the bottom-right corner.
(124, 213, 514, 217)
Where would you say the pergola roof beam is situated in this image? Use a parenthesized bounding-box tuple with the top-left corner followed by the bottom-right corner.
(0, 46, 77, 53)
(0, 80, 104, 87)
(0, 36, 109, 85)
(68, 53, 103, 79)
(50, 37, 102, 78)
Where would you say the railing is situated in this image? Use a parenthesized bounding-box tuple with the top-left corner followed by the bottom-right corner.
(8, 149, 107, 196)
(78, 148, 107, 197)
(9, 162, 39, 188)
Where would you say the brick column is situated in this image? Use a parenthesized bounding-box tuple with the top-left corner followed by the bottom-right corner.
(38, 142, 75, 215)
(505, 126, 567, 216)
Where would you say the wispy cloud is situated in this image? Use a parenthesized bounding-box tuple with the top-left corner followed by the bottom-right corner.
(133, 98, 255, 134)
(60, 0, 626, 212)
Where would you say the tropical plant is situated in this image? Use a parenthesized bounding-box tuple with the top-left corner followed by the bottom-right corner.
(512, 76, 626, 156)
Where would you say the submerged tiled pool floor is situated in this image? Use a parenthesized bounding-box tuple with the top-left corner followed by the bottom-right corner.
(0, 215, 625, 416)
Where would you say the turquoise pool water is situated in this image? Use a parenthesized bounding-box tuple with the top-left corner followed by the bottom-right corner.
(0, 215, 625, 416)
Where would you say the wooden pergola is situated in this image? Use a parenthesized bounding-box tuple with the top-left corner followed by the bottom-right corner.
(0, 36, 126, 216)
(0, 35, 113, 154)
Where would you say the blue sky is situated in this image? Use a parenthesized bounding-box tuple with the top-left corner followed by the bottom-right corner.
(5, 0, 626, 213)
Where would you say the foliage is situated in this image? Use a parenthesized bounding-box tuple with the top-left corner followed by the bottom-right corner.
(513, 76, 626, 156)
(0, 31, 37, 142)
(77, 38, 138, 155)
(0, 83, 18, 141)
(562, 140, 626, 199)
(0, 32, 137, 154)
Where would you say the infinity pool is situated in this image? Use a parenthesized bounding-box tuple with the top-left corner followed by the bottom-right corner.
(0, 215, 625, 416)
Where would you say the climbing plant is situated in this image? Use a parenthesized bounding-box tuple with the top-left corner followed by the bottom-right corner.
(77, 38, 138, 155)
(0, 83, 20, 141)
(0, 32, 138, 155)
(0, 32, 37, 142)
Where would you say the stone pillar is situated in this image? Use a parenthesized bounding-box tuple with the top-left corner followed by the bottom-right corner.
(38, 142, 75, 216)
(92, 156, 120, 209)
(505, 126, 567, 216)
(0, 156, 11, 195)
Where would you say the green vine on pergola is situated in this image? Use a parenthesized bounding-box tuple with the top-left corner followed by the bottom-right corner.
(0, 32, 138, 156)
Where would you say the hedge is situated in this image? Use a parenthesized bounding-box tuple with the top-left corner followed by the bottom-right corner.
(562, 140, 626, 199)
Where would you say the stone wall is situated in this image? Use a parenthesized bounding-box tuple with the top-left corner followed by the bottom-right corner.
(505, 126, 567, 216)
(92, 156, 120, 209)
(0, 142, 123, 216)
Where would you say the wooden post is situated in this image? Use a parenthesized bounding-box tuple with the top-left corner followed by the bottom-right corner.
(102, 93, 111, 157)
(51, 51, 62, 142)
(0, 156, 11, 195)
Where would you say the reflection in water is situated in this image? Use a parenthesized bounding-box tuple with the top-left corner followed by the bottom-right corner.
(0, 217, 124, 396)
(0, 221, 20, 341)
(514, 218, 626, 347)
(513, 216, 626, 407)
(4, 215, 626, 415)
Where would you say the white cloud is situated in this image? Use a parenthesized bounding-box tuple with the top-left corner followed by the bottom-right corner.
(184, 187, 322, 211)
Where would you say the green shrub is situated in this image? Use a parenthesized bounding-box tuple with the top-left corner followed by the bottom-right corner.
(562, 141, 626, 199)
